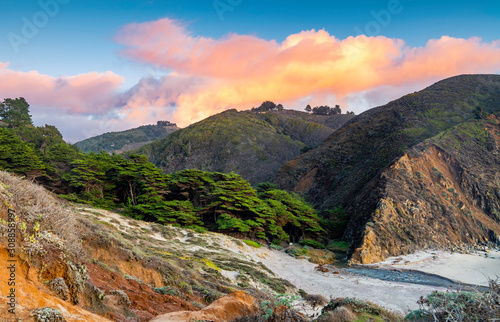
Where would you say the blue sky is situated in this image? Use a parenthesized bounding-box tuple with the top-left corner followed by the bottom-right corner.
(2, 0, 499, 85)
(0, 0, 500, 141)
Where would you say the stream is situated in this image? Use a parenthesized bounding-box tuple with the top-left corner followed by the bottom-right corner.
(343, 267, 488, 291)
(330, 252, 487, 291)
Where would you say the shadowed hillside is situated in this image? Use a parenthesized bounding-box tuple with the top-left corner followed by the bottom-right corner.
(132, 109, 354, 185)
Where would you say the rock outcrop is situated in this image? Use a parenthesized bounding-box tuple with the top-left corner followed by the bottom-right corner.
(0, 249, 109, 322)
(150, 291, 257, 322)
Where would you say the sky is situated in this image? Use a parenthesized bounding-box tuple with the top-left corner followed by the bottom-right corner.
(1, 0, 500, 142)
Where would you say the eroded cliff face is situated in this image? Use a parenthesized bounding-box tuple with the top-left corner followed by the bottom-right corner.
(349, 116, 500, 263)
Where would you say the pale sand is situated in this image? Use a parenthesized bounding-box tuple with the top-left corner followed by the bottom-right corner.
(368, 249, 500, 286)
(236, 246, 448, 315)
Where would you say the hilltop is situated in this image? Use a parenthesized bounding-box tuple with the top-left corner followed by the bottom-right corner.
(75, 121, 180, 154)
(274, 74, 500, 263)
(132, 109, 354, 185)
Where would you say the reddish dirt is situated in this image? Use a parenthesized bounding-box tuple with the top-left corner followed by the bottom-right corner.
(87, 263, 199, 321)
(295, 167, 318, 193)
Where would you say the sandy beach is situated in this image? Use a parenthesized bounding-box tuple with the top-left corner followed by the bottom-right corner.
(367, 249, 500, 286)
(221, 240, 500, 315)
(232, 245, 447, 315)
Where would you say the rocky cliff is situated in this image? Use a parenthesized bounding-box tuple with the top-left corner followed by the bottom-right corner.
(274, 75, 500, 263)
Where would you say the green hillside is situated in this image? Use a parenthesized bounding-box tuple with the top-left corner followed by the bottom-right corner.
(0, 101, 323, 245)
(132, 109, 354, 185)
(75, 121, 180, 153)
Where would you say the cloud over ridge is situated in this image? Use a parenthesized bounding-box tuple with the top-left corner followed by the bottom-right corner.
(115, 18, 500, 126)
(2, 17, 500, 141)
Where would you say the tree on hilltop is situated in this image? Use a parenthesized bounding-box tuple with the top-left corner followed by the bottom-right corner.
(252, 101, 279, 112)
(0, 97, 33, 128)
(311, 104, 341, 115)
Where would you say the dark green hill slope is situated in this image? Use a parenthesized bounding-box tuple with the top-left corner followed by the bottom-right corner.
(75, 121, 180, 153)
(274, 74, 500, 263)
(132, 110, 354, 185)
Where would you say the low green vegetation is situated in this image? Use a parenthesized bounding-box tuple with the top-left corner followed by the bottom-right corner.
(299, 239, 325, 249)
(285, 244, 336, 265)
(327, 241, 350, 252)
(243, 240, 262, 248)
(405, 281, 500, 321)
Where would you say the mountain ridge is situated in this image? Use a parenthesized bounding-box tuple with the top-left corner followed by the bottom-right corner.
(75, 121, 180, 154)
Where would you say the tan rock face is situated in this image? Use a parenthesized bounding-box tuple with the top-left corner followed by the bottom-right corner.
(351, 228, 385, 264)
(350, 118, 500, 263)
(151, 291, 257, 322)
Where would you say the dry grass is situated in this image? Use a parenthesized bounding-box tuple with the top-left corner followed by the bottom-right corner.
(0, 171, 84, 260)
(321, 297, 403, 321)
(303, 294, 328, 310)
(316, 307, 356, 322)
(231, 292, 308, 322)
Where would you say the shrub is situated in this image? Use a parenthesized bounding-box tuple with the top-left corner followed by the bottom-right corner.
(327, 241, 349, 252)
(322, 297, 401, 321)
(31, 307, 66, 322)
(244, 240, 262, 248)
(302, 294, 328, 309)
(269, 244, 284, 251)
(299, 239, 325, 249)
(154, 286, 178, 296)
(406, 280, 500, 321)
(48, 278, 70, 301)
(109, 290, 131, 307)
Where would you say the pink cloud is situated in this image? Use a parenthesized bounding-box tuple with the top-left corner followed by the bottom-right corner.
(3, 17, 500, 141)
(0, 62, 124, 114)
(115, 18, 500, 126)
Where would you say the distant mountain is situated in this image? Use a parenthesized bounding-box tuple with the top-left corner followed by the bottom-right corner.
(75, 121, 180, 153)
(131, 109, 354, 185)
(274, 74, 500, 263)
